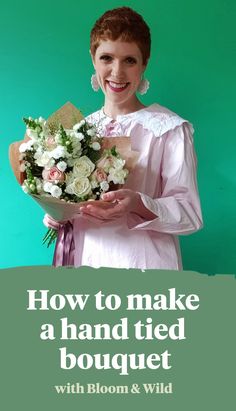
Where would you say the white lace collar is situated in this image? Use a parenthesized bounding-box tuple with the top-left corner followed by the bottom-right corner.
(87, 103, 192, 138)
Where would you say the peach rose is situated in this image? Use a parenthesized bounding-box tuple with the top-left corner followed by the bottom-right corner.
(42, 166, 65, 183)
(92, 168, 108, 183)
(96, 155, 114, 173)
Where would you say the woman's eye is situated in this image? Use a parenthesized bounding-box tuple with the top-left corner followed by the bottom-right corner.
(100, 55, 112, 62)
(125, 57, 136, 64)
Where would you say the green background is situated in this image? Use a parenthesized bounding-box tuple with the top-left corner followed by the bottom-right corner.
(1, 267, 235, 410)
(1, 0, 236, 273)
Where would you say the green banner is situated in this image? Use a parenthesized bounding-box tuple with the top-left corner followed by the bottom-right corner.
(1, 267, 235, 410)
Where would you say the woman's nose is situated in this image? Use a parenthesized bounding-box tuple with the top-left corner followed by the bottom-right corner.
(111, 60, 123, 77)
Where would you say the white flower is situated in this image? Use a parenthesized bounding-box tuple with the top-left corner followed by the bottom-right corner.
(26, 140, 34, 150)
(74, 132, 84, 141)
(19, 143, 28, 153)
(50, 145, 67, 159)
(50, 185, 62, 198)
(73, 119, 85, 131)
(43, 182, 53, 193)
(91, 141, 101, 151)
(57, 161, 67, 172)
(112, 157, 126, 170)
(66, 158, 77, 167)
(64, 184, 74, 194)
(71, 138, 82, 151)
(35, 152, 51, 167)
(90, 179, 99, 189)
(100, 180, 109, 192)
(19, 140, 34, 153)
(66, 177, 91, 198)
(34, 146, 43, 157)
(108, 168, 129, 185)
(87, 128, 96, 137)
(73, 156, 95, 177)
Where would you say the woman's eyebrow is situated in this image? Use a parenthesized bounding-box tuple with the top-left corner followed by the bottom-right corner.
(98, 52, 138, 58)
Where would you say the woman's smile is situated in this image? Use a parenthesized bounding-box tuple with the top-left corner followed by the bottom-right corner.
(106, 80, 130, 92)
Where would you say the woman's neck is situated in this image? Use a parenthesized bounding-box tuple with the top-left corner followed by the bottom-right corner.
(103, 97, 145, 119)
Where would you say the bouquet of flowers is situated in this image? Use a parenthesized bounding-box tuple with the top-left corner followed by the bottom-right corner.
(19, 117, 128, 202)
(15, 104, 129, 246)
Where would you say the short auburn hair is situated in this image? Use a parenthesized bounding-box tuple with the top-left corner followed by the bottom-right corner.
(90, 7, 151, 65)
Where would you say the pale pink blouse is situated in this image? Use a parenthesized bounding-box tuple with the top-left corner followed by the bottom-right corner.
(71, 103, 203, 270)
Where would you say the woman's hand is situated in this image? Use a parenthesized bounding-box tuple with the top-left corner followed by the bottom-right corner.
(79, 189, 156, 222)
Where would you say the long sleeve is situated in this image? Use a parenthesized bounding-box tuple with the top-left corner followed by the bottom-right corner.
(128, 122, 203, 234)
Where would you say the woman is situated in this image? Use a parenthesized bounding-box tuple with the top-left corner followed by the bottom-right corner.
(45, 6, 203, 269)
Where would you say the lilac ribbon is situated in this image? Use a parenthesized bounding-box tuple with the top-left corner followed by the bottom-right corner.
(53, 221, 75, 267)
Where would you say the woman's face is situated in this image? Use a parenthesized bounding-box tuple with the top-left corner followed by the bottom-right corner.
(92, 39, 146, 108)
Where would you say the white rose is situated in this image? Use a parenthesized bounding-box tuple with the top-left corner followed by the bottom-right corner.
(108, 168, 129, 185)
(50, 185, 62, 198)
(66, 177, 91, 198)
(36, 152, 51, 167)
(73, 156, 95, 177)
(100, 180, 109, 192)
(91, 141, 101, 151)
